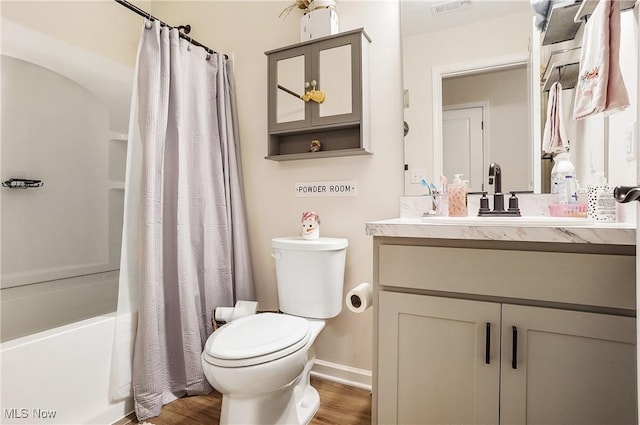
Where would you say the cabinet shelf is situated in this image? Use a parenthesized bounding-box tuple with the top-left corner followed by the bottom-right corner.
(542, 0, 636, 46)
(266, 147, 371, 162)
(574, 0, 637, 22)
(542, 1, 583, 46)
(268, 123, 371, 159)
(269, 120, 360, 136)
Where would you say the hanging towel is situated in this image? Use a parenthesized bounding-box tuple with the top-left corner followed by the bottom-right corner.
(573, 0, 629, 120)
(543, 81, 570, 154)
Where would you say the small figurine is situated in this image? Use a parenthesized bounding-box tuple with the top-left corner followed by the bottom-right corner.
(309, 140, 322, 153)
(301, 211, 320, 240)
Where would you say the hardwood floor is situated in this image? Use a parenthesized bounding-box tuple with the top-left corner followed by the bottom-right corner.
(117, 377, 371, 425)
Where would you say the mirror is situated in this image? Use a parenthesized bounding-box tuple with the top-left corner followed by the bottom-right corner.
(401, 0, 638, 197)
(318, 44, 353, 117)
(273, 41, 355, 127)
(438, 60, 533, 193)
(401, 1, 539, 196)
(277, 55, 306, 123)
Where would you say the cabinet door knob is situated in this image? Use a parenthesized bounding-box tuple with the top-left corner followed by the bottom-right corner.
(485, 322, 491, 365)
(512, 326, 518, 369)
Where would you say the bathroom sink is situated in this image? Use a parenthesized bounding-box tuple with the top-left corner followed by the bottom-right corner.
(421, 215, 593, 227)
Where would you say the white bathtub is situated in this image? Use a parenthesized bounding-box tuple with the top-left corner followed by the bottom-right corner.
(1, 271, 120, 342)
(0, 18, 134, 424)
(0, 313, 133, 424)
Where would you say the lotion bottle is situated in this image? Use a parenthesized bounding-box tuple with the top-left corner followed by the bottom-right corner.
(587, 173, 616, 222)
(447, 174, 468, 217)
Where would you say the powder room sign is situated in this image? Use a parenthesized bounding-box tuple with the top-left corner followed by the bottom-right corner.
(294, 180, 358, 197)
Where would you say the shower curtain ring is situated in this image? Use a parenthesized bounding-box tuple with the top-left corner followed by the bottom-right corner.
(144, 11, 153, 29)
(187, 37, 192, 52)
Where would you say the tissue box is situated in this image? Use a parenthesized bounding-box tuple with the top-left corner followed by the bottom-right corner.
(300, 8, 339, 42)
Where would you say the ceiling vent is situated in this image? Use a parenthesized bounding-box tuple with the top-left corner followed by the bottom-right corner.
(431, 0, 473, 16)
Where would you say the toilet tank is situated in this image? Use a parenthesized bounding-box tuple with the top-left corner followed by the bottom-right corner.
(272, 237, 348, 319)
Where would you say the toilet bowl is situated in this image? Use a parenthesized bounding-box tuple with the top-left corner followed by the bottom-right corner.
(201, 237, 348, 425)
(201, 313, 325, 425)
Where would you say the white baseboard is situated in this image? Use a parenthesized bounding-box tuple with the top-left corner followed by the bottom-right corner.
(311, 359, 372, 391)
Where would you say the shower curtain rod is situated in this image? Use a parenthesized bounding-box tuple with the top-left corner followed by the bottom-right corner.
(114, 0, 226, 58)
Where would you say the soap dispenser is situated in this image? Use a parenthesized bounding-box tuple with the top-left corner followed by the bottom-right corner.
(447, 174, 468, 217)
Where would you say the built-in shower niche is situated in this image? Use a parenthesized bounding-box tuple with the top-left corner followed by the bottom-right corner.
(109, 133, 127, 271)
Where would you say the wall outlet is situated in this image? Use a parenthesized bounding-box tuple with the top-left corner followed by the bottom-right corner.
(411, 168, 426, 184)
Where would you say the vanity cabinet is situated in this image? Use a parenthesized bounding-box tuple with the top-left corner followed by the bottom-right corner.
(373, 240, 637, 425)
(265, 29, 371, 160)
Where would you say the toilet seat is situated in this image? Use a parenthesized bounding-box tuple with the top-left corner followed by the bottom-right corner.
(203, 313, 310, 368)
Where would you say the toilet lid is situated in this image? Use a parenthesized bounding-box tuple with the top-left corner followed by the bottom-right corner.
(203, 313, 310, 366)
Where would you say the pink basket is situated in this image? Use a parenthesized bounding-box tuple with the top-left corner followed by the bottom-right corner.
(548, 203, 588, 217)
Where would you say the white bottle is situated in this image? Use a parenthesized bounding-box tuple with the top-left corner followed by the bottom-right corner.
(551, 152, 576, 203)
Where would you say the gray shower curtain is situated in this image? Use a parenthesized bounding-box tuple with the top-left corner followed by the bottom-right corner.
(131, 21, 254, 420)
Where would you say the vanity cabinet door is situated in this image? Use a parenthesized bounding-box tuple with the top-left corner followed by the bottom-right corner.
(378, 291, 500, 425)
(500, 304, 636, 425)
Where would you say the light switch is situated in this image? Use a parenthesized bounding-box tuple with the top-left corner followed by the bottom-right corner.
(625, 122, 636, 162)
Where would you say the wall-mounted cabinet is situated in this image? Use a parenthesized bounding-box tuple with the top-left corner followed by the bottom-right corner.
(265, 28, 371, 161)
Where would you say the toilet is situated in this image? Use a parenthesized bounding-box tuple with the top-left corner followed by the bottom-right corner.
(201, 236, 348, 425)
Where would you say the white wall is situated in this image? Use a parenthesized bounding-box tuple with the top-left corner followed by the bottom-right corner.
(0, 1, 145, 69)
(151, 1, 404, 373)
(608, 9, 638, 189)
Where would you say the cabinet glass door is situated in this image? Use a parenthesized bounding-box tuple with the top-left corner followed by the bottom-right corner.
(276, 54, 306, 124)
(312, 33, 361, 126)
(318, 44, 352, 118)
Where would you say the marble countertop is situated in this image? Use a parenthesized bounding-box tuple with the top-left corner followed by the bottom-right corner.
(366, 217, 636, 245)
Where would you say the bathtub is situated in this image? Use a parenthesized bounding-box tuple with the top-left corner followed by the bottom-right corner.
(0, 17, 135, 425)
(0, 313, 133, 424)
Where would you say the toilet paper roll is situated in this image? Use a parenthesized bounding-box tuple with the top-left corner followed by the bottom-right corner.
(346, 282, 373, 313)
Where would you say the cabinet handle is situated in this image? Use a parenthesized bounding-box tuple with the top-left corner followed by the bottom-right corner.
(512, 326, 518, 369)
(485, 322, 491, 364)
